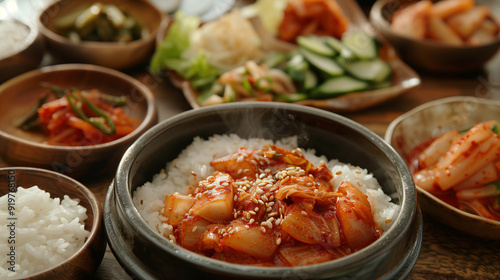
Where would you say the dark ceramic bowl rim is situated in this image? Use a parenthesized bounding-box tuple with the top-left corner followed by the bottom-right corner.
(37, 0, 164, 48)
(370, 0, 500, 50)
(0, 166, 102, 277)
(0, 19, 39, 61)
(111, 102, 418, 277)
(0, 63, 157, 151)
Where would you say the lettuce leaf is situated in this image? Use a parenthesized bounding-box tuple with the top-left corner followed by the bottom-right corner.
(150, 11, 219, 90)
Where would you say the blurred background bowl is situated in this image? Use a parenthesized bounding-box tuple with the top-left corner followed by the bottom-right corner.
(0, 64, 158, 179)
(0, 167, 106, 279)
(0, 19, 44, 83)
(385, 96, 500, 239)
(37, 0, 164, 70)
(105, 102, 422, 279)
(370, 0, 500, 73)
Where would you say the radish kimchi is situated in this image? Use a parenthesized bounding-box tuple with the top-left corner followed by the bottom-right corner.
(408, 121, 500, 222)
(17, 84, 140, 146)
(161, 145, 382, 266)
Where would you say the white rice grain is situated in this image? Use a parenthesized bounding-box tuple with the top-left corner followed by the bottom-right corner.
(0, 186, 90, 279)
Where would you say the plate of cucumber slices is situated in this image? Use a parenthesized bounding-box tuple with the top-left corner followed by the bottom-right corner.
(162, 0, 421, 112)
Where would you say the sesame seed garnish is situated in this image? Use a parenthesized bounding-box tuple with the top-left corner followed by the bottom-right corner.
(249, 210, 257, 215)
(276, 238, 281, 245)
(301, 211, 308, 216)
(260, 227, 266, 233)
(254, 207, 259, 212)
(192, 226, 198, 232)
(249, 218, 255, 224)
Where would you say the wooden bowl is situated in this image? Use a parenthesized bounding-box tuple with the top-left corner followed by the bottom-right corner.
(0, 167, 106, 279)
(37, 0, 165, 70)
(0, 20, 44, 83)
(0, 64, 158, 179)
(385, 96, 500, 239)
(370, 0, 500, 73)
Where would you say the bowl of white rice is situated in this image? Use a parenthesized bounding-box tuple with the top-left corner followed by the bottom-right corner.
(0, 167, 106, 279)
(0, 20, 44, 83)
(104, 102, 422, 279)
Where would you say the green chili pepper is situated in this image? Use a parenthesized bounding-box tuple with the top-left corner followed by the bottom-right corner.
(15, 94, 49, 130)
(42, 82, 128, 106)
(40, 82, 67, 98)
(66, 90, 116, 136)
(255, 76, 273, 92)
(242, 77, 256, 97)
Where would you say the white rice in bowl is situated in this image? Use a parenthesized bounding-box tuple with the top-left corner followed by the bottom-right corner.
(133, 134, 400, 239)
(0, 186, 90, 279)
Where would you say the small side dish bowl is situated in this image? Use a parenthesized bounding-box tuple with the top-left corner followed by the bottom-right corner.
(105, 102, 423, 279)
(0, 20, 44, 83)
(0, 64, 158, 179)
(370, 0, 500, 73)
(38, 0, 164, 70)
(385, 96, 500, 239)
(0, 167, 106, 279)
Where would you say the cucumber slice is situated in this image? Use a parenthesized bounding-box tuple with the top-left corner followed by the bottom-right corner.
(303, 69, 317, 91)
(300, 48, 344, 77)
(342, 31, 378, 60)
(297, 36, 336, 57)
(342, 58, 392, 82)
(274, 93, 309, 102)
(285, 53, 308, 83)
(324, 36, 356, 61)
(311, 76, 368, 98)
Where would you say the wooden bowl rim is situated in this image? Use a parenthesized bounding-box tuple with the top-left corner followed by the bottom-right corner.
(0, 166, 104, 277)
(370, 0, 500, 50)
(37, 0, 165, 48)
(385, 96, 500, 229)
(0, 63, 157, 151)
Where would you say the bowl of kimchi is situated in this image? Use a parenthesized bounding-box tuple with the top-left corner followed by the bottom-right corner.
(385, 96, 500, 239)
(104, 102, 422, 279)
(0, 64, 157, 179)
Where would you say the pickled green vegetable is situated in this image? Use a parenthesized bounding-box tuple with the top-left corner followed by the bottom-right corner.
(54, 2, 146, 43)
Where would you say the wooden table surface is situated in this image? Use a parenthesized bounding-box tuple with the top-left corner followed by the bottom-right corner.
(2, 1, 500, 279)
